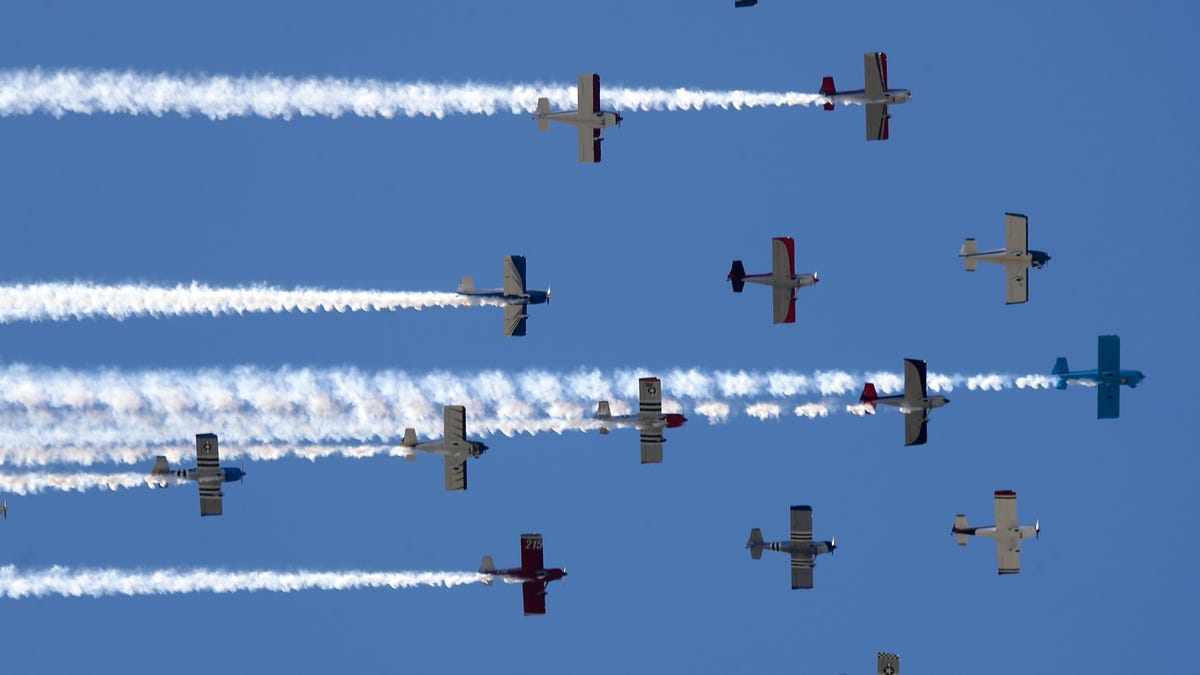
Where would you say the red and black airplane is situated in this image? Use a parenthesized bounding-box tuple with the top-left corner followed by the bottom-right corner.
(479, 533, 567, 615)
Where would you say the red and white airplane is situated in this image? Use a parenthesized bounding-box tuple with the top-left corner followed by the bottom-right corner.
(819, 52, 912, 141)
(534, 74, 623, 163)
(479, 533, 568, 615)
(595, 377, 687, 464)
(727, 237, 818, 324)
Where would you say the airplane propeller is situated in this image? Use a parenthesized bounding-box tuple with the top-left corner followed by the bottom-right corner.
(1034, 519, 1040, 539)
(545, 286, 552, 304)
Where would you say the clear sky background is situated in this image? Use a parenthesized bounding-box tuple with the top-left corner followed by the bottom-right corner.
(0, 1, 1196, 673)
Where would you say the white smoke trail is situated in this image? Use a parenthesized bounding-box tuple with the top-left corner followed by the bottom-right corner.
(0, 282, 500, 323)
(0, 69, 828, 120)
(0, 471, 188, 495)
(0, 564, 484, 599)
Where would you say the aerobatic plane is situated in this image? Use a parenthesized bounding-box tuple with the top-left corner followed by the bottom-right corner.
(734, 0, 757, 6)
(952, 490, 1039, 575)
(746, 506, 837, 589)
(878, 652, 900, 675)
(859, 358, 950, 446)
(150, 433, 245, 517)
(959, 213, 1051, 304)
(1052, 334, 1145, 419)
(1, 500, 7, 519)
(399, 405, 489, 491)
(457, 255, 550, 337)
(534, 74, 623, 163)
(727, 236, 819, 324)
(594, 377, 688, 464)
(479, 533, 568, 615)
(819, 52, 912, 141)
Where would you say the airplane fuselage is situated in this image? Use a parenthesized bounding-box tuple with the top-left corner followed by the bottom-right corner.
(595, 413, 688, 432)
(824, 88, 912, 107)
(414, 438, 488, 461)
(738, 272, 819, 290)
(871, 394, 950, 414)
(1055, 369, 1145, 390)
(952, 524, 1038, 542)
(485, 567, 568, 585)
(753, 539, 836, 557)
(458, 289, 550, 306)
(162, 466, 244, 485)
(537, 109, 621, 131)
(961, 248, 1051, 270)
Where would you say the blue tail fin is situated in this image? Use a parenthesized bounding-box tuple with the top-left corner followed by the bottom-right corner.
(728, 261, 746, 293)
(1052, 357, 1070, 389)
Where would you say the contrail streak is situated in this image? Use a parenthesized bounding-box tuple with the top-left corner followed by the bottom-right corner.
(0, 282, 498, 323)
(0, 564, 485, 599)
(0, 69, 827, 120)
(0, 470, 184, 495)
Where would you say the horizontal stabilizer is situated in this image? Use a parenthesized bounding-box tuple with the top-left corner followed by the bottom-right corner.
(960, 238, 978, 271)
(400, 428, 419, 447)
(536, 98, 550, 132)
(458, 276, 475, 293)
(151, 456, 170, 475)
(747, 528, 764, 560)
(728, 261, 746, 292)
(953, 514, 969, 546)
(595, 401, 612, 419)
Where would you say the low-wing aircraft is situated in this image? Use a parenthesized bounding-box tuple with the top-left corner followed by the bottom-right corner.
(746, 505, 837, 589)
(399, 405, 488, 491)
(595, 377, 688, 464)
(534, 74, 623, 163)
(859, 358, 950, 446)
(959, 213, 1051, 304)
(727, 236, 819, 324)
(1052, 334, 1145, 419)
(878, 652, 900, 675)
(150, 433, 245, 517)
(734, 0, 758, 6)
(952, 490, 1039, 575)
(479, 533, 568, 615)
(819, 52, 912, 141)
(457, 255, 550, 337)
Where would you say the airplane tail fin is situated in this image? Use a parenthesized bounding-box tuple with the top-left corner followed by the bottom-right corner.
(746, 528, 765, 560)
(457, 276, 475, 293)
(479, 555, 496, 585)
(151, 456, 171, 475)
(595, 401, 612, 433)
(859, 383, 878, 412)
(953, 514, 970, 546)
(960, 238, 978, 270)
(820, 76, 836, 111)
(536, 98, 551, 132)
(728, 261, 746, 293)
(1052, 358, 1070, 389)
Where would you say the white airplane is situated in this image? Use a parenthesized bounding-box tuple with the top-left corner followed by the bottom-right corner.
(959, 213, 1051, 304)
(819, 52, 913, 141)
(457, 255, 550, 337)
(746, 505, 837, 589)
(534, 74, 623, 163)
(150, 434, 245, 517)
(399, 405, 489, 492)
(594, 377, 688, 464)
(859, 358, 950, 446)
(952, 490, 1040, 575)
(727, 236, 819, 324)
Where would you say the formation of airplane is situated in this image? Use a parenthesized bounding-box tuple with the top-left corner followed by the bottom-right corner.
(959, 213, 1051, 304)
(859, 359, 950, 446)
(952, 490, 1039, 575)
(594, 377, 688, 464)
(150, 433, 245, 516)
(399, 405, 488, 491)
(1052, 334, 1145, 419)
(727, 236, 819, 324)
(746, 505, 837, 589)
(819, 52, 912, 141)
(534, 74, 622, 163)
(479, 533, 567, 615)
(457, 255, 550, 337)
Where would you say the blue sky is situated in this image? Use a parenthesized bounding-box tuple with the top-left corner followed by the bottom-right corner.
(0, 1, 1196, 673)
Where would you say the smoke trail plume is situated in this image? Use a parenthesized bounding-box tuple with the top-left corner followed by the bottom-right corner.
(0, 69, 827, 120)
(0, 471, 185, 495)
(0, 564, 484, 599)
(0, 282, 499, 323)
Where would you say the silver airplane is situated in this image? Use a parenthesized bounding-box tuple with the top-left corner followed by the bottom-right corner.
(727, 236, 819, 324)
(959, 213, 1051, 304)
(457, 255, 550, 337)
(952, 490, 1040, 575)
(1, 500, 7, 519)
(859, 358, 950, 446)
(819, 52, 913, 141)
(746, 505, 837, 589)
(534, 74, 623, 163)
(594, 377, 688, 464)
(150, 434, 245, 517)
(399, 405, 489, 492)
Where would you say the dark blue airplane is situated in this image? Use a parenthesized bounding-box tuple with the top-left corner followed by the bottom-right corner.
(1052, 335, 1144, 419)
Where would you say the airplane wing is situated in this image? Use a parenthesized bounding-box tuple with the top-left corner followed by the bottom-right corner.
(772, 286, 797, 324)
(866, 103, 890, 141)
(577, 126, 601, 163)
(1005, 263, 1029, 304)
(443, 455, 467, 491)
(195, 433, 223, 516)
(521, 580, 548, 615)
(638, 378, 663, 420)
(502, 255, 527, 297)
(1098, 335, 1121, 373)
(444, 406, 467, 445)
(994, 490, 1018, 531)
(790, 505, 813, 543)
(1098, 335, 1121, 418)
(790, 552, 815, 589)
(640, 435, 664, 464)
(1098, 381, 1120, 419)
(996, 539, 1021, 575)
(771, 237, 796, 279)
(520, 533, 545, 571)
(578, 74, 600, 114)
(865, 52, 887, 98)
(1005, 213, 1029, 255)
(503, 302, 528, 337)
(903, 411, 928, 446)
(903, 358, 927, 400)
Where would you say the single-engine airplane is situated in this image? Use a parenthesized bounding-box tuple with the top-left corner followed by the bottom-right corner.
(959, 213, 1050, 304)
(594, 377, 688, 464)
(859, 358, 950, 446)
(819, 52, 912, 141)
(457, 255, 550, 337)
(1052, 334, 1145, 419)
(746, 505, 837, 589)
(534, 74, 623, 163)
(479, 533, 568, 615)
(399, 405, 489, 491)
(727, 236, 819, 324)
(952, 490, 1039, 575)
(151, 433, 245, 517)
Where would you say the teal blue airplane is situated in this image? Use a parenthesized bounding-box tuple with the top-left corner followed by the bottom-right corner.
(1052, 335, 1144, 419)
